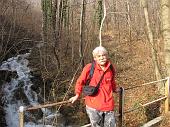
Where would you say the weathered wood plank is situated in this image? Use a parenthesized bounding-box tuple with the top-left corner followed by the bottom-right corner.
(141, 116, 164, 127)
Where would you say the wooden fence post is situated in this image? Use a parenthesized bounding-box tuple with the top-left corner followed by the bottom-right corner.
(118, 87, 124, 127)
(165, 77, 170, 113)
(19, 106, 24, 127)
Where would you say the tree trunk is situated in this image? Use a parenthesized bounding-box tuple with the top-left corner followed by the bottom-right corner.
(126, 0, 132, 43)
(52, 0, 58, 44)
(141, 0, 162, 78)
(141, 1, 163, 121)
(79, 0, 86, 68)
(141, 0, 163, 93)
(97, 0, 103, 29)
(41, 0, 61, 69)
(161, 0, 170, 76)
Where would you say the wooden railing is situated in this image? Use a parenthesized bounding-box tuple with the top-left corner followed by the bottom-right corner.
(19, 100, 71, 127)
(18, 77, 170, 127)
(121, 77, 170, 127)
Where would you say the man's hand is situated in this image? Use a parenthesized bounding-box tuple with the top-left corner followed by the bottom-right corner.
(69, 94, 79, 103)
(113, 86, 121, 93)
(116, 87, 121, 93)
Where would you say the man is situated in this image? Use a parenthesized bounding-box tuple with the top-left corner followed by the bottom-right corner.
(69, 46, 117, 127)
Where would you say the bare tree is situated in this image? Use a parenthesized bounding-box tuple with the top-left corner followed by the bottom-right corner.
(141, 0, 162, 82)
(126, 0, 132, 43)
(41, 0, 61, 69)
(161, 0, 170, 76)
(79, 0, 86, 68)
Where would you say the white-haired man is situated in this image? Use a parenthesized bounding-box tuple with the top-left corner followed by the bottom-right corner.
(69, 46, 117, 127)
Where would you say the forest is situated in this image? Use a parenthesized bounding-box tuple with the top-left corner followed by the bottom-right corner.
(0, 0, 170, 127)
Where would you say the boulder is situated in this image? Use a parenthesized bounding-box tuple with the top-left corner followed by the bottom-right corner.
(0, 70, 18, 85)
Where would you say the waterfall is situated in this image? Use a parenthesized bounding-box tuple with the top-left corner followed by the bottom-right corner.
(0, 53, 56, 127)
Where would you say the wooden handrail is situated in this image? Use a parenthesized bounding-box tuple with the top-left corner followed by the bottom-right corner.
(124, 78, 167, 90)
(124, 96, 167, 114)
(26, 100, 71, 111)
(141, 96, 167, 107)
(18, 77, 169, 127)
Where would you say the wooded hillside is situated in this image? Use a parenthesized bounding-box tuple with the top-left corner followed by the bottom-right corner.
(0, 0, 170, 126)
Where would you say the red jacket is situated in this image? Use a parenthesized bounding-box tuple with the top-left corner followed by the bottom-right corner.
(75, 61, 116, 111)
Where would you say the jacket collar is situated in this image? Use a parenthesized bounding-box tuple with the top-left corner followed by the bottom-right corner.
(95, 60, 111, 72)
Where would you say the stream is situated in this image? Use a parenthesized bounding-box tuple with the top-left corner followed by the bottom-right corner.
(0, 53, 65, 127)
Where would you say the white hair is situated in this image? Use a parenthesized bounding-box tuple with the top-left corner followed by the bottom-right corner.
(92, 46, 108, 57)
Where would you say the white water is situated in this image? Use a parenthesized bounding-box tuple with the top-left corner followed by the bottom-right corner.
(0, 53, 54, 127)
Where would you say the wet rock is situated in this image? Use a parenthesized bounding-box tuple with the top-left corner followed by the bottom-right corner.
(24, 109, 43, 123)
(12, 87, 30, 105)
(30, 73, 53, 99)
(0, 70, 18, 85)
(0, 94, 7, 127)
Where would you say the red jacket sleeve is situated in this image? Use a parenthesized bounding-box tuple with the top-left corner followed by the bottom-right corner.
(75, 63, 91, 96)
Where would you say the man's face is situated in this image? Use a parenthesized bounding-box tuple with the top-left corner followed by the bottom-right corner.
(94, 51, 108, 66)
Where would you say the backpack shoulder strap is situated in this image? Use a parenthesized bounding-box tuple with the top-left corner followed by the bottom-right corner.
(89, 61, 95, 78)
(85, 61, 95, 86)
(109, 64, 115, 76)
